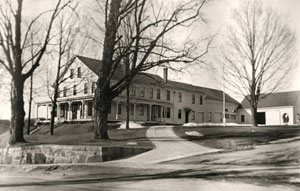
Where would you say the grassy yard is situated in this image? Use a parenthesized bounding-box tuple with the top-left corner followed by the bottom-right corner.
(22, 122, 154, 149)
(173, 125, 300, 150)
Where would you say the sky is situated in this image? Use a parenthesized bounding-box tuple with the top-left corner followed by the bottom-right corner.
(0, 0, 300, 119)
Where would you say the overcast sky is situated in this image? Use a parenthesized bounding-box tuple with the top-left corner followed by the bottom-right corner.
(0, 0, 300, 119)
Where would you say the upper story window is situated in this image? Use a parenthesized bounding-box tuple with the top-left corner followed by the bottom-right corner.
(131, 88, 136, 96)
(192, 94, 195, 104)
(140, 88, 145, 97)
(77, 67, 81, 78)
(57, 88, 60, 98)
(149, 88, 153, 98)
(70, 69, 74, 79)
(157, 88, 160, 99)
(178, 92, 182, 102)
(200, 95, 203, 105)
(63, 87, 67, 97)
(73, 85, 77, 95)
(84, 83, 88, 94)
(208, 112, 212, 122)
(167, 90, 170, 101)
(92, 82, 96, 93)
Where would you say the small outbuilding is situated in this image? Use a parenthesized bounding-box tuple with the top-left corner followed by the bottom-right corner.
(238, 91, 300, 125)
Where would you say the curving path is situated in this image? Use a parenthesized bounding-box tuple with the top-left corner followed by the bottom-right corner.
(123, 126, 218, 163)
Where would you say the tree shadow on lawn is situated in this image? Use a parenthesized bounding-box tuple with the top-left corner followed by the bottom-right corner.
(173, 126, 300, 150)
(0, 166, 298, 188)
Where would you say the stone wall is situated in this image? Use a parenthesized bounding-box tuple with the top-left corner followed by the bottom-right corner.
(0, 144, 150, 164)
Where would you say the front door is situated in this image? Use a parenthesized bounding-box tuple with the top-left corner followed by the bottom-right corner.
(72, 104, 78, 120)
(185, 110, 191, 123)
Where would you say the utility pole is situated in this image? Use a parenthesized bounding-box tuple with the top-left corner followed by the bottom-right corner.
(222, 61, 226, 126)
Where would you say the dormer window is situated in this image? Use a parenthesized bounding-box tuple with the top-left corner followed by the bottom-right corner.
(70, 69, 74, 79)
(77, 67, 81, 78)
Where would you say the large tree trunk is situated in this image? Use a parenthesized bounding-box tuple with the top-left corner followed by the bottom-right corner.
(50, 83, 59, 135)
(251, 102, 258, 127)
(10, 77, 26, 144)
(94, 84, 111, 139)
(93, 0, 121, 139)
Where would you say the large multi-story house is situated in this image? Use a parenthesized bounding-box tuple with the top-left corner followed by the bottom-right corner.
(36, 56, 240, 124)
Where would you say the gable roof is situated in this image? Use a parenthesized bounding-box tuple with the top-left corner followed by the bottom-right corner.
(76, 55, 239, 104)
(240, 90, 300, 108)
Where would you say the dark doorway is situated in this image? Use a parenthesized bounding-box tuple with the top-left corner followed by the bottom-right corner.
(257, 112, 266, 124)
(185, 110, 191, 123)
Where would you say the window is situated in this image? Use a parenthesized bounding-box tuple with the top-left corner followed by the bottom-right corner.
(167, 90, 170, 101)
(92, 82, 96, 93)
(118, 104, 122, 115)
(192, 94, 195, 104)
(70, 69, 74, 79)
(84, 83, 88, 94)
(140, 88, 145, 97)
(130, 104, 134, 115)
(63, 87, 67, 97)
(87, 102, 93, 116)
(231, 114, 236, 120)
(178, 109, 182, 119)
(149, 88, 153, 98)
(139, 105, 144, 116)
(166, 107, 171, 118)
(131, 88, 136, 96)
(73, 85, 77, 95)
(225, 108, 228, 112)
(208, 112, 212, 122)
(77, 67, 81, 78)
(178, 92, 182, 102)
(241, 115, 245, 123)
(192, 111, 195, 120)
(200, 95, 203, 105)
(225, 114, 230, 119)
(157, 89, 160, 99)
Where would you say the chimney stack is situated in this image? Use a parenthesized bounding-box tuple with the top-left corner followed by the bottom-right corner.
(163, 68, 168, 82)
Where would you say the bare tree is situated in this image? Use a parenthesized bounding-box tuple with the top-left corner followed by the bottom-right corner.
(0, 0, 73, 144)
(221, 1, 295, 126)
(46, 10, 84, 135)
(93, 0, 212, 139)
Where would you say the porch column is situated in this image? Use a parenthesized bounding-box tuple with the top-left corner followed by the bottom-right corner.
(81, 100, 85, 119)
(35, 103, 39, 120)
(46, 104, 49, 120)
(116, 101, 119, 120)
(133, 104, 136, 121)
(149, 104, 152, 122)
(68, 101, 72, 120)
(161, 105, 164, 122)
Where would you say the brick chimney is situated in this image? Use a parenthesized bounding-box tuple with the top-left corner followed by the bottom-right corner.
(163, 68, 168, 82)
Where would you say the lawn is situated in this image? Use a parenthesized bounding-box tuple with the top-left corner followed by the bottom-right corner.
(22, 122, 154, 149)
(173, 125, 300, 150)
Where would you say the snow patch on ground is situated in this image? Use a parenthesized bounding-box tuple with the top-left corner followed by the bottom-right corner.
(185, 131, 203, 137)
(118, 121, 145, 129)
(183, 122, 252, 127)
